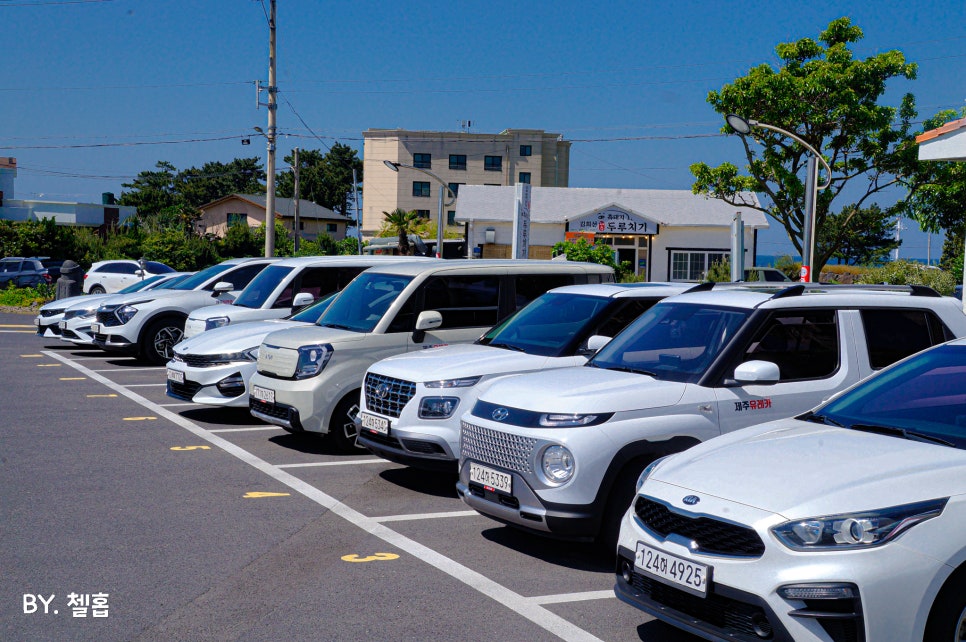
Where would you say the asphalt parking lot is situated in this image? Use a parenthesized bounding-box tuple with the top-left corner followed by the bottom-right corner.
(1, 311, 700, 642)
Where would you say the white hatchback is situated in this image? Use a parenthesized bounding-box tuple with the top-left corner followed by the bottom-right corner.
(615, 338, 966, 641)
(83, 259, 176, 294)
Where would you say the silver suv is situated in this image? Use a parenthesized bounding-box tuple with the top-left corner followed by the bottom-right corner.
(457, 283, 966, 548)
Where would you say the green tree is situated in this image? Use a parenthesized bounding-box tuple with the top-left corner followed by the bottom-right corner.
(551, 238, 630, 281)
(383, 208, 421, 255)
(827, 204, 899, 266)
(118, 161, 180, 218)
(176, 157, 265, 209)
(276, 143, 363, 219)
(690, 18, 919, 276)
(856, 259, 955, 295)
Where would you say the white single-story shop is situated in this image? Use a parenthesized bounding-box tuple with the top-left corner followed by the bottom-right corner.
(454, 185, 766, 281)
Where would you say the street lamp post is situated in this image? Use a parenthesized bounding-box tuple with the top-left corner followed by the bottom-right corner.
(726, 114, 831, 282)
(383, 160, 457, 258)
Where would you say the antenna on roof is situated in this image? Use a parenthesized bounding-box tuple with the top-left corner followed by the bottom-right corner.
(459, 119, 473, 132)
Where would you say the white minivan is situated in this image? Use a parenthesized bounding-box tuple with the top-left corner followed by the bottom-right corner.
(248, 259, 614, 451)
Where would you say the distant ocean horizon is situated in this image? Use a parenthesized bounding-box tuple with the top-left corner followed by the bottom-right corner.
(755, 254, 939, 267)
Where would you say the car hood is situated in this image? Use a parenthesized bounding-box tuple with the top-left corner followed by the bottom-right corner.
(371, 343, 557, 380)
(175, 319, 303, 356)
(107, 289, 232, 307)
(476, 366, 686, 414)
(40, 293, 98, 312)
(649, 420, 966, 518)
(188, 303, 284, 323)
(259, 324, 367, 348)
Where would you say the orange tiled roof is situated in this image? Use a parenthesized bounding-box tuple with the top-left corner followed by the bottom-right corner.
(916, 117, 966, 144)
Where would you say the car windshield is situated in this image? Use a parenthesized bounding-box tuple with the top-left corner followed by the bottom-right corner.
(808, 342, 966, 450)
(588, 302, 751, 383)
(152, 274, 192, 290)
(316, 272, 413, 333)
(118, 275, 164, 293)
(288, 292, 337, 323)
(477, 292, 612, 357)
(172, 263, 234, 290)
(232, 265, 295, 309)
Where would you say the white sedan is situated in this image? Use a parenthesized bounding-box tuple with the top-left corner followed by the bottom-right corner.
(616, 338, 966, 641)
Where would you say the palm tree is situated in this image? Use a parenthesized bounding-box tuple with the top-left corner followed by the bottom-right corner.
(383, 208, 420, 255)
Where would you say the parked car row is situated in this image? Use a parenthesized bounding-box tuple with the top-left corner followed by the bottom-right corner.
(35, 257, 966, 640)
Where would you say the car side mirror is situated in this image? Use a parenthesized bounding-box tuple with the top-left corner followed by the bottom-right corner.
(412, 310, 443, 343)
(292, 292, 314, 308)
(731, 360, 780, 385)
(577, 334, 611, 356)
(135, 269, 145, 277)
(212, 281, 234, 296)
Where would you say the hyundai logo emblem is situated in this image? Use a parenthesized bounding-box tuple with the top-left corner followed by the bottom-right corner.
(491, 407, 510, 421)
(375, 383, 390, 399)
(682, 495, 700, 506)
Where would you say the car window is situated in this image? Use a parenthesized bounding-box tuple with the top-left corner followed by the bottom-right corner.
(422, 275, 501, 329)
(234, 265, 295, 309)
(106, 262, 139, 275)
(514, 274, 575, 310)
(3, 261, 21, 273)
(145, 261, 174, 274)
(479, 292, 611, 357)
(208, 263, 268, 292)
(860, 308, 955, 370)
(174, 263, 235, 290)
(318, 272, 414, 333)
(740, 309, 839, 381)
(118, 275, 165, 293)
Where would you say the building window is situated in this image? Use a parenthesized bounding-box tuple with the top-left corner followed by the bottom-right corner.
(670, 250, 728, 282)
(413, 181, 431, 197)
(520, 145, 532, 157)
(413, 153, 432, 169)
(227, 212, 246, 227)
(484, 155, 502, 171)
(326, 223, 337, 233)
(518, 172, 531, 184)
(447, 210, 457, 226)
(415, 209, 431, 219)
(449, 154, 467, 170)
(447, 182, 463, 197)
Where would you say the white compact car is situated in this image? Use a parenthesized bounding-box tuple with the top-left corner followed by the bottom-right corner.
(182, 255, 420, 340)
(616, 338, 966, 642)
(92, 257, 278, 364)
(356, 283, 689, 471)
(83, 259, 176, 294)
(58, 273, 194, 345)
(166, 293, 336, 408)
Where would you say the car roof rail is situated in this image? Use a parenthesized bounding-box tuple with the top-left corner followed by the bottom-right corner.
(683, 281, 716, 294)
(768, 284, 806, 300)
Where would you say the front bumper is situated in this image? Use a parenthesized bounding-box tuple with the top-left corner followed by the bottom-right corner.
(165, 360, 255, 408)
(246, 371, 326, 433)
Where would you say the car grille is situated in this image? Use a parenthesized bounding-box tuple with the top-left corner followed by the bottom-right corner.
(167, 379, 203, 401)
(40, 308, 64, 318)
(364, 373, 416, 418)
(634, 497, 765, 557)
(95, 306, 123, 327)
(460, 420, 536, 474)
(173, 353, 239, 368)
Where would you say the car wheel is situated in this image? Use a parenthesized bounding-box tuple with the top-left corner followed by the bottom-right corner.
(329, 392, 363, 453)
(925, 566, 966, 640)
(139, 316, 184, 366)
(89, 285, 106, 295)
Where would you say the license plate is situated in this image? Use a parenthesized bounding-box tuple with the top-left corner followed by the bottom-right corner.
(635, 542, 711, 597)
(166, 368, 185, 384)
(359, 412, 390, 435)
(34, 317, 40, 326)
(250, 384, 275, 404)
(59, 320, 68, 330)
(469, 462, 512, 494)
(91, 322, 101, 334)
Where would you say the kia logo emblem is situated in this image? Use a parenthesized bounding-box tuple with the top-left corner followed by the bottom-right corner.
(491, 407, 510, 421)
(375, 383, 390, 399)
(683, 495, 700, 506)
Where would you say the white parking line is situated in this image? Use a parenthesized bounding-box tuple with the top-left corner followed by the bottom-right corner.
(529, 590, 616, 605)
(92, 367, 164, 372)
(374, 510, 479, 523)
(275, 459, 384, 468)
(45, 350, 605, 642)
(208, 426, 284, 433)
(124, 383, 167, 388)
(157, 402, 197, 407)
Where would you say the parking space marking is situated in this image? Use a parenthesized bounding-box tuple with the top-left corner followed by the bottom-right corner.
(374, 510, 479, 523)
(158, 402, 196, 407)
(123, 416, 157, 421)
(21, 354, 44, 357)
(44, 350, 607, 642)
(124, 383, 167, 388)
(243, 491, 291, 498)
(274, 459, 385, 468)
(92, 367, 164, 373)
(0, 329, 36, 333)
(87, 393, 118, 398)
(341, 553, 400, 562)
(59, 377, 87, 381)
(208, 426, 282, 433)
(170, 446, 212, 451)
(529, 591, 616, 605)
(37, 363, 62, 367)
(2, 324, 34, 328)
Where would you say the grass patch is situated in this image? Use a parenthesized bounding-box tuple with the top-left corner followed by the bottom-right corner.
(0, 283, 55, 308)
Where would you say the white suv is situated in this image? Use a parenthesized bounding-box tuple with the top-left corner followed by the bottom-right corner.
(457, 284, 966, 547)
(356, 283, 689, 471)
(248, 260, 614, 451)
(83, 259, 175, 294)
(92, 257, 278, 364)
(182, 255, 419, 340)
(616, 338, 966, 641)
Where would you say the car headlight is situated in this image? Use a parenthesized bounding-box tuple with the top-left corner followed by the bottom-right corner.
(771, 498, 948, 551)
(635, 455, 671, 491)
(116, 305, 138, 324)
(425, 376, 481, 389)
(538, 413, 612, 427)
(418, 396, 460, 419)
(205, 316, 230, 331)
(541, 445, 575, 484)
(295, 344, 332, 379)
(209, 347, 260, 365)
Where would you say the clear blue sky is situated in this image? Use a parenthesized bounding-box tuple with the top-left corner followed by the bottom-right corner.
(3, 0, 964, 261)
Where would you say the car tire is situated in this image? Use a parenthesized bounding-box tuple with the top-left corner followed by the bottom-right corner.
(329, 392, 363, 454)
(138, 316, 185, 366)
(596, 460, 651, 555)
(89, 285, 106, 295)
(925, 565, 966, 640)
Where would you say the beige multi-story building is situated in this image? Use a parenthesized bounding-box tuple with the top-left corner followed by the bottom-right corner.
(361, 128, 570, 237)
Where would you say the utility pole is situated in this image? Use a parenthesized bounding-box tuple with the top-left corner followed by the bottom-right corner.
(264, 0, 278, 257)
(292, 147, 300, 254)
(352, 168, 362, 254)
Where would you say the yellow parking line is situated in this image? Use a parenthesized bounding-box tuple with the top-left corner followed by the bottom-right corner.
(243, 491, 290, 498)
(21, 354, 44, 358)
(87, 394, 118, 398)
(123, 416, 157, 421)
(60, 377, 87, 381)
(37, 363, 62, 367)
(2, 325, 34, 329)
